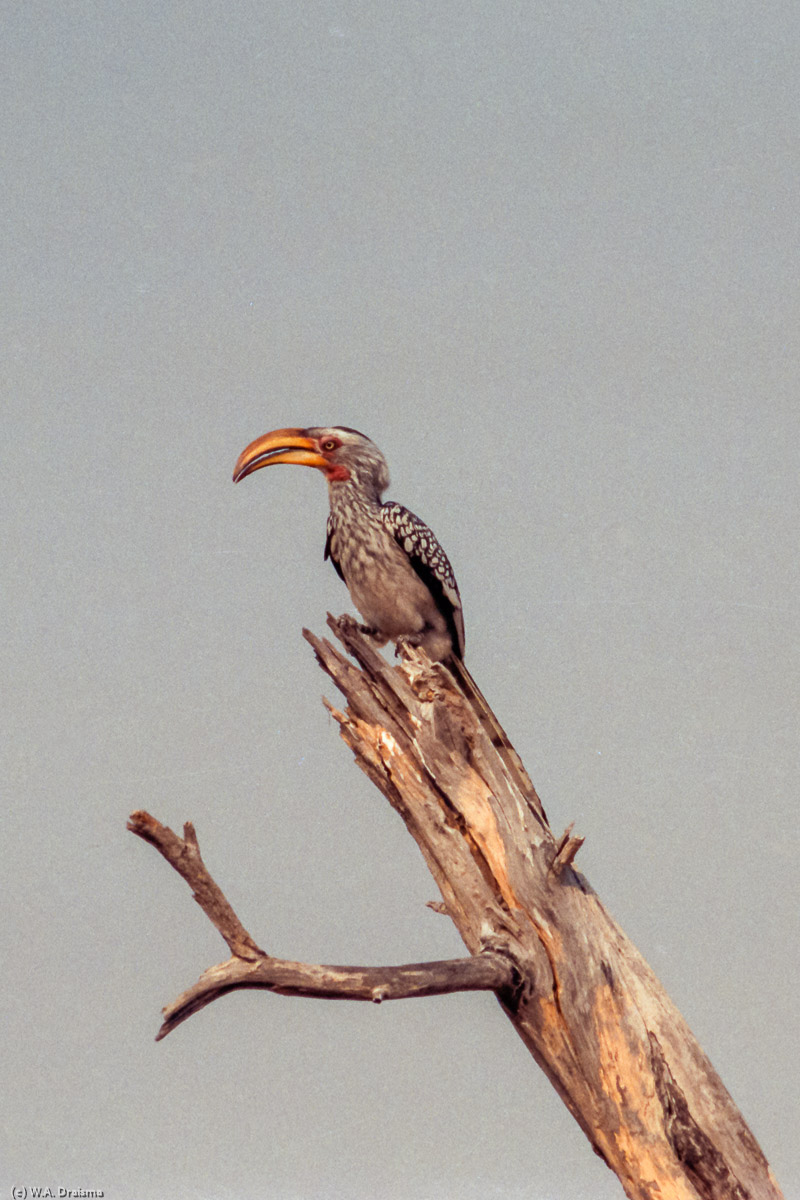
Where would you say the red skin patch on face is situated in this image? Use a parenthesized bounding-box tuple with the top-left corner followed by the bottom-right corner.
(325, 463, 351, 482)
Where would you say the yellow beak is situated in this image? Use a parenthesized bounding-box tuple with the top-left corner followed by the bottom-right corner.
(232, 428, 330, 483)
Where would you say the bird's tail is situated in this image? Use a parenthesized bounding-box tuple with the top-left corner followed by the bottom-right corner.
(447, 656, 548, 828)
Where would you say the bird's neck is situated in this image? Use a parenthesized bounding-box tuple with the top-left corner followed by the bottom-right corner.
(327, 477, 383, 522)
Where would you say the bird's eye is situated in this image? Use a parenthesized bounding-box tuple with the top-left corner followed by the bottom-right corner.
(320, 437, 340, 452)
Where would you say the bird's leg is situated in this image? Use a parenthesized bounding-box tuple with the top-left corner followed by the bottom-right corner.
(338, 612, 390, 646)
(394, 634, 424, 657)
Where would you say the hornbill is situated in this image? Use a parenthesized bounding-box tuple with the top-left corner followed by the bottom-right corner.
(233, 425, 541, 811)
(233, 426, 462, 663)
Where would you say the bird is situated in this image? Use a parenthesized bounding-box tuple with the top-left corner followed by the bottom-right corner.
(233, 426, 463, 662)
(233, 425, 544, 817)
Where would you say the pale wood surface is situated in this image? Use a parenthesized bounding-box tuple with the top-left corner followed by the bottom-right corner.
(130, 616, 783, 1200)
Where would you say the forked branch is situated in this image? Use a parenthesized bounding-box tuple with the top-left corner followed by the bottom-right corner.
(129, 617, 783, 1200)
(127, 810, 515, 1041)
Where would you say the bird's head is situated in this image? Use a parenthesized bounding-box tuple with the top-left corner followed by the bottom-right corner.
(233, 426, 390, 498)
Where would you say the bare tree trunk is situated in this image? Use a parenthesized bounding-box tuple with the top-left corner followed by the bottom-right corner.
(129, 616, 783, 1200)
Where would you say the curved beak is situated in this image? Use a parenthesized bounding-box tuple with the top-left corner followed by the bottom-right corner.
(233, 427, 329, 483)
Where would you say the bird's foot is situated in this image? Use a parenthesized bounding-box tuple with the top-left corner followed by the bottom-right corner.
(394, 634, 423, 658)
(338, 613, 390, 646)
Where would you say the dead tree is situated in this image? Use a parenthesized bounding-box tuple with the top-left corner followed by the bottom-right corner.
(129, 616, 783, 1200)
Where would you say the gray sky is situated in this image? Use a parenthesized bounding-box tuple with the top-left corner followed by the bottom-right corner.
(3, 2, 798, 1197)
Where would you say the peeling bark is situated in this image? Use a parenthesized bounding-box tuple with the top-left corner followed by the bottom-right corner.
(301, 617, 782, 1200)
(130, 616, 783, 1200)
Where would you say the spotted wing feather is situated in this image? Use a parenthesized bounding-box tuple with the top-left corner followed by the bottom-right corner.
(379, 502, 465, 659)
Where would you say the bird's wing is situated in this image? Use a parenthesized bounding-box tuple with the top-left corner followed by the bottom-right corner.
(379, 502, 465, 659)
(324, 512, 346, 582)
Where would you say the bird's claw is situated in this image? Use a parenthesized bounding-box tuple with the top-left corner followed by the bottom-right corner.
(338, 613, 390, 645)
(394, 634, 423, 658)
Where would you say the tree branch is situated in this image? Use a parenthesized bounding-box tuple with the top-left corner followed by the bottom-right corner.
(128, 811, 516, 1041)
(128, 810, 262, 960)
(129, 617, 784, 1200)
(300, 616, 783, 1200)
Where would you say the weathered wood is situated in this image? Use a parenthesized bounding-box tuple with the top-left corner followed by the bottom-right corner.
(127, 811, 516, 1042)
(130, 617, 783, 1200)
(153, 951, 517, 1041)
(300, 617, 783, 1200)
(129, 811, 263, 960)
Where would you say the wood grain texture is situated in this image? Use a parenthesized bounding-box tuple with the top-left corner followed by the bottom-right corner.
(301, 616, 782, 1200)
(130, 616, 783, 1200)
